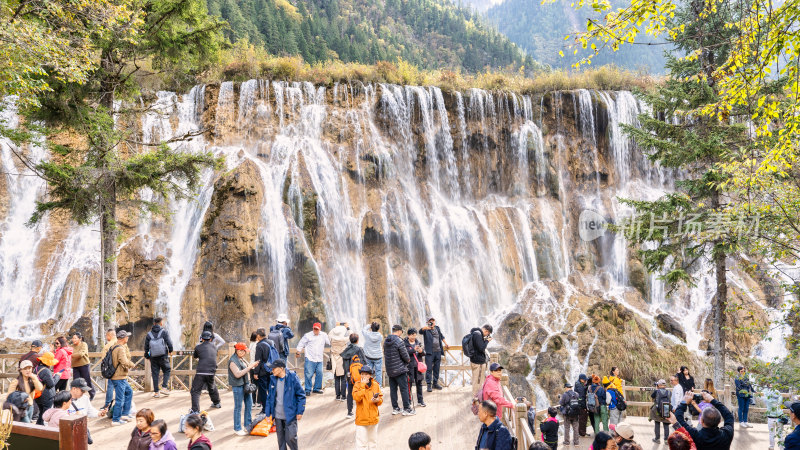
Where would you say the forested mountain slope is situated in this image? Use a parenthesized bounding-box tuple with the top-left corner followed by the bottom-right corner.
(486, 0, 666, 72)
(208, 0, 537, 71)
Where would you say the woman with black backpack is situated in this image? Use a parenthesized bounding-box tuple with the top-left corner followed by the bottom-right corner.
(649, 379, 671, 443)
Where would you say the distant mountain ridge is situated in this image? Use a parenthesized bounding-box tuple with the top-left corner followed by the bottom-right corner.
(207, 0, 537, 72)
(486, 0, 667, 72)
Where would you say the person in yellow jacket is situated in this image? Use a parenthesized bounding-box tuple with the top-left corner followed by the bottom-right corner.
(608, 366, 625, 398)
(353, 366, 383, 450)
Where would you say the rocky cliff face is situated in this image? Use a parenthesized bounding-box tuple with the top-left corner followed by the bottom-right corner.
(0, 82, 790, 403)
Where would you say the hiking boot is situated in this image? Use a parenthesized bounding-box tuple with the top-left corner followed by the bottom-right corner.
(211, 403, 222, 409)
(392, 408, 401, 415)
(418, 401, 427, 407)
(346, 412, 354, 418)
(402, 409, 416, 416)
(433, 384, 443, 390)
(426, 385, 433, 392)
(562, 442, 570, 447)
(652, 438, 661, 443)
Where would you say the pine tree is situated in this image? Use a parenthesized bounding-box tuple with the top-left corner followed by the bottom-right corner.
(617, 0, 750, 386)
(12, 0, 226, 336)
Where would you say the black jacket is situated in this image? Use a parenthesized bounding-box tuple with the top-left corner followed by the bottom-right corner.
(677, 372, 696, 393)
(420, 326, 445, 356)
(540, 418, 559, 444)
(35, 367, 55, 409)
(253, 338, 273, 378)
(193, 341, 218, 376)
(574, 379, 588, 408)
(475, 417, 513, 450)
(403, 338, 425, 382)
(675, 399, 734, 450)
(383, 334, 410, 378)
(469, 328, 489, 364)
(144, 324, 174, 358)
(340, 343, 365, 381)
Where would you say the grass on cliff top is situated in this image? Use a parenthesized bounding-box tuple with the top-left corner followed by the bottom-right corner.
(198, 41, 658, 94)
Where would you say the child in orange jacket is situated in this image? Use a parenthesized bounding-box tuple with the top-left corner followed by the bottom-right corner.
(353, 366, 383, 449)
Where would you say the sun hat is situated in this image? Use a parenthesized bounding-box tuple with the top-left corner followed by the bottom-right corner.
(276, 313, 290, 324)
(37, 352, 59, 367)
(614, 422, 634, 439)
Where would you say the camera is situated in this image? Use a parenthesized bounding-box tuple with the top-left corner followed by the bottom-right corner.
(779, 417, 789, 425)
(693, 394, 704, 404)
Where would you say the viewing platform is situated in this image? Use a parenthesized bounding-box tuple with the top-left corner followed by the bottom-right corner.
(88, 388, 772, 450)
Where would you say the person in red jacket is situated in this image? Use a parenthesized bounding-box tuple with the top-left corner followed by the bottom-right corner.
(480, 363, 514, 418)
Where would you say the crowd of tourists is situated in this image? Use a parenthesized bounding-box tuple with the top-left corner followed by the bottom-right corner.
(2, 315, 800, 450)
(530, 365, 800, 450)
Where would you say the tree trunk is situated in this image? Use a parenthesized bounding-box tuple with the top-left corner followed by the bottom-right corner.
(711, 189, 727, 387)
(99, 48, 118, 334)
(100, 191, 117, 332)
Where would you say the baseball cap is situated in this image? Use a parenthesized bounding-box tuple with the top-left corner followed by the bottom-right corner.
(31, 340, 43, 348)
(785, 401, 800, 417)
(312, 322, 322, 330)
(234, 342, 248, 351)
(71, 378, 91, 391)
(489, 362, 503, 372)
(116, 330, 130, 339)
(564, 382, 573, 388)
(656, 379, 666, 386)
(391, 324, 403, 332)
(276, 313, 290, 324)
(271, 359, 286, 369)
(200, 331, 213, 340)
(613, 422, 634, 440)
(359, 366, 374, 374)
(18, 360, 33, 370)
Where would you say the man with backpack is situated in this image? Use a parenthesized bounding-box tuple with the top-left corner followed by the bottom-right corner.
(106, 330, 135, 426)
(465, 325, 492, 396)
(574, 374, 590, 437)
(269, 314, 294, 360)
(475, 399, 514, 450)
(144, 317, 174, 398)
(265, 359, 306, 450)
(559, 382, 580, 447)
(341, 333, 366, 418)
(190, 331, 222, 414)
(650, 379, 672, 443)
(253, 327, 279, 412)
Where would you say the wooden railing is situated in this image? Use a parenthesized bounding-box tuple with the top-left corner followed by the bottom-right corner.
(0, 345, 475, 392)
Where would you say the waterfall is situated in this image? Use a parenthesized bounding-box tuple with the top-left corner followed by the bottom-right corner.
(0, 82, 790, 375)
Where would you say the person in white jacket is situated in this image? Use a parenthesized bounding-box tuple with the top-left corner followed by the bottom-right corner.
(329, 322, 350, 402)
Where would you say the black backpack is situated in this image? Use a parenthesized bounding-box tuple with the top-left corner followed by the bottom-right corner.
(655, 388, 671, 418)
(568, 394, 581, 416)
(461, 332, 475, 358)
(613, 389, 627, 411)
(267, 328, 285, 355)
(101, 345, 120, 379)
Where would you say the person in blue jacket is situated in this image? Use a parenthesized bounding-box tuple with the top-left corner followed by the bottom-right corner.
(784, 401, 800, 450)
(475, 399, 513, 450)
(265, 359, 306, 450)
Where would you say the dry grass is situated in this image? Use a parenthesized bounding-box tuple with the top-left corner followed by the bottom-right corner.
(198, 41, 660, 94)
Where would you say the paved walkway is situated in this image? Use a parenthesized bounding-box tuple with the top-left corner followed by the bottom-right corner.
(89, 388, 772, 449)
